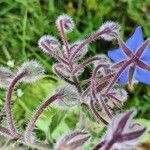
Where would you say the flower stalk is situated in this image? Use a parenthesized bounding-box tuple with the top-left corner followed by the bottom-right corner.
(6, 71, 27, 138)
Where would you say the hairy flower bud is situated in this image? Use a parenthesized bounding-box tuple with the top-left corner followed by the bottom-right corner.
(52, 63, 70, 78)
(107, 88, 128, 106)
(94, 54, 111, 66)
(56, 84, 79, 108)
(38, 35, 60, 53)
(55, 130, 90, 150)
(18, 60, 45, 83)
(70, 41, 88, 60)
(56, 14, 74, 33)
(0, 67, 14, 88)
(99, 109, 146, 150)
(99, 21, 120, 41)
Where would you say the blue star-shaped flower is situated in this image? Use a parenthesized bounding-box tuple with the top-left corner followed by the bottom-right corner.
(107, 26, 150, 85)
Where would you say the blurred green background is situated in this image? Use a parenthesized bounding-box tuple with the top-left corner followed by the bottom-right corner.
(0, 0, 150, 149)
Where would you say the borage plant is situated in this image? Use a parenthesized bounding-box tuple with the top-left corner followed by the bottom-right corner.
(0, 14, 149, 150)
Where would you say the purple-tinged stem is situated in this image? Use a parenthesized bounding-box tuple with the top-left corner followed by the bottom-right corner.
(24, 92, 64, 142)
(103, 139, 115, 150)
(6, 71, 27, 138)
(90, 99, 108, 125)
(107, 94, 122, 106)
(0, 125, 11, 137)
(59, 20, 70, 58)
(69, 135, 90, 149)
(111, 60, 126, 69)
(41, 42, 68, 65)
(93, 140, 106, 150)
(72, 75, 82, 93)
(96, 74, 114, 87)
(91, 64, 113, 118)
(104, 60, 132, 94)
(98, 96, 113, 118)
(64, 131, 88, 142)
(53, 65, 75, 85)
(81, 74, 113, 101)
(70, 30, 109, 61)
(0, 126, 51, 149)
(72, 56, 103, 74)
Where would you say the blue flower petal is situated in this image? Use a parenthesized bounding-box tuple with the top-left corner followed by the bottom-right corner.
(118, 67, 129, 84)
(135, 66, 150, 84)
(140, 46, 150, 65)
(107, 48, 127, 63)
(126, 26, 144, 53)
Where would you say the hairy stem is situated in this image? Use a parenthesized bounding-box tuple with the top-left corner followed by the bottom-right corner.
(103, 139, 115, 150)
(93, 140, 106, 150)
(59, 20, 70, 58)
(72, 56, 102, 74)
(91, 64, 113, 118)
(24, 92, 64, 142)
(6, 71, 26, 138)
(104, 60, 132, 94)
(41, 42, 68, 65)
(90, 99, 108, 125)
(70, 30, 108, 61)
(72, 75, 82, 93)
(54, 65, 75, 85)
(0, 125, 11, 137)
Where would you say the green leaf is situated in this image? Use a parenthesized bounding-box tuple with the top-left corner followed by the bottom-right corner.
(64, 110, 79, 129)
(81, 103, 96, 122)
(49, 110, 67, 134)
(135, 118, 150, 143)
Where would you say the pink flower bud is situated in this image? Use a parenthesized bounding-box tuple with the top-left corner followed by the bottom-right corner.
(56, 14, 74, 33)
(99, 21, 120, 41)
(55, 130, 90, 150)
(99, 109, 146, 150)
(70, 41, 88, 60)
(55, 84, 79, 108)
(18, 60, 45, 83)
(38, 35, 60, 53)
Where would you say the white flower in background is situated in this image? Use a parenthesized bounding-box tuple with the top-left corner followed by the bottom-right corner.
(17, 89, 24, 97)
(7, 60, 14, 68)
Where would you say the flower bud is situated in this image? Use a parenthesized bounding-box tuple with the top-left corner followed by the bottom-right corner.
(100, 109, 146, 150)
(18, 60, 45, 83)
(56, 84, 79, 108)
(56, 14, 74, 33)
(94, 54, 112, 67)
(55, 130, 90, 150)
(99, 21, 120, 41)
(52, 63, 70, 78)
(0, 67, 14, 88)
(70, 41, 88, 60)
(109, 88, 128, 104)
(38, 35, 60, 53)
